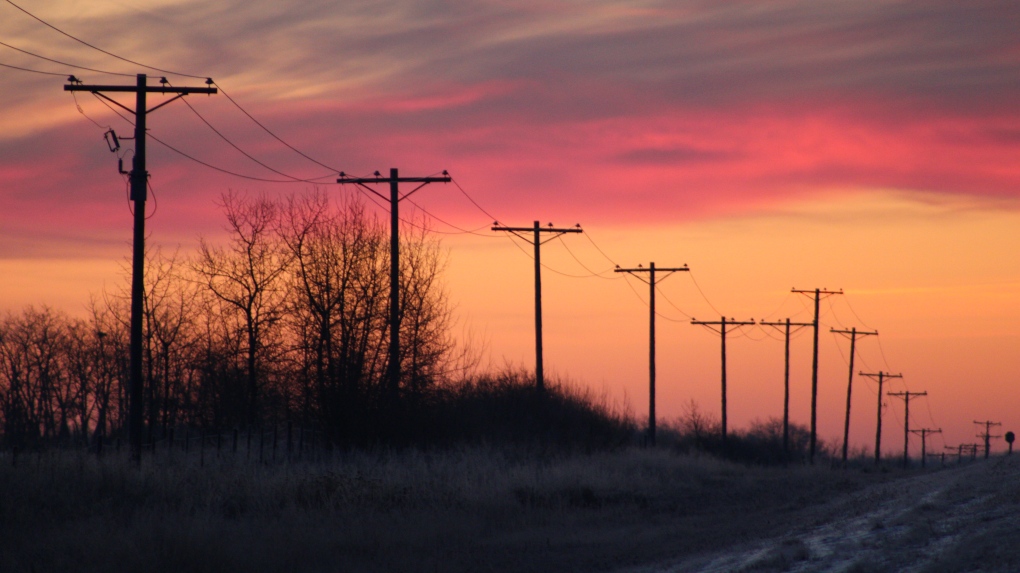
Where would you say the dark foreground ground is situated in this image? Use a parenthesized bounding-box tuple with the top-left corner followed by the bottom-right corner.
(0, 448, 1015, 573)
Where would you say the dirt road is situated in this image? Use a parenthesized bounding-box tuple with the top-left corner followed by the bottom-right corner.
(624, 455, 1020, 573)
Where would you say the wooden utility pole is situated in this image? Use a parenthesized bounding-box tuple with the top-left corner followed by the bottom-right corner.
(691, 317, 756, 442)
(973, 420, 1002, 459)
(66, 74, 217, 462)
(945, 445, 963, 464)
(492, 222, 583, 391)
(615, 263, 689, 446)
(909, 428, 941, 468)
(760, 318, 813, 455)
(338, 169, 450, 398)
(888, 390, 927, 467)
(859, 371, 902, 465)
(831, 327, 877, 464)
(792, 288, 842, 464)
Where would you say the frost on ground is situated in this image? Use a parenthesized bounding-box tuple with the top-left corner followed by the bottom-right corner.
(625, 455, 1020, 573)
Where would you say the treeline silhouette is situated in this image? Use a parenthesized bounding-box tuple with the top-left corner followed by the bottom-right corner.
(0, 190, 631, 452)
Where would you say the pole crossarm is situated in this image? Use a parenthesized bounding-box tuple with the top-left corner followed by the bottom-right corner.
(830, 328, 878, 338)
(760, 319, 813, 330)
(613, 262, 688, 446)
(790, 287, 843, 464)
(336, 168, 450, 398)
(491, 221, 583, 392)
(615, 265, 689, 282)
(691, 318, 756, 332)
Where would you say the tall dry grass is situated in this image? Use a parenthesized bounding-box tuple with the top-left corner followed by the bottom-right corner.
(0, 443, 898, 573)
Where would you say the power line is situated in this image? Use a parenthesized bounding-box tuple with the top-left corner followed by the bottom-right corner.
(556, 235, 619, 279)
(0, 39, 135, 77)
(213, 82, 343, 173)
(0, 59, 73, 76)
(175, 91, 335, 183)
(688, 270, 722, 316)
(3, 0, 206, 79)
(450, 178, 501, 223)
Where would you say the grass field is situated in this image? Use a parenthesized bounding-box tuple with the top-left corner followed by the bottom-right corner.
(0, 446, 905, 573)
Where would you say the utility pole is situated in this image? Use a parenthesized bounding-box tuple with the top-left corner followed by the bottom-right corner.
(760, 318, 813, 455)
(888, 390, 927, 468)
(338, 169, 450, 398)
(973, 420, 1002, 459)
(831, 327, 877, 464)
(945, 445, 963, 465)
(66, 74, 216, 463)
(492, 221, 582, 392)
(909, 428, 941, 468)
(859, 371, 902, 465)
(615, 263, 689, 446)
(792, 288, 843, 464)
(691, 317, 756, 442)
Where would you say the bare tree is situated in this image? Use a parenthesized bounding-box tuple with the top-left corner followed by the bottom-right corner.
(194, 192, 290, 427)
(277, 190, 387, 430)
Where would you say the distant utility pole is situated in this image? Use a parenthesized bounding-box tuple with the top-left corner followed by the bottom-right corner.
(945, 445, 963, 465)
(888, 390, 927, 467)
(909, 428, 941, 468)
(492, 221, 583, 392)
(615, 263, 689, 446)
(691, 317, 756, 442)
(65, 74, 217, 463)
(338, 169, 450, 398)
(760, 318, 813, 455)
(859, 371, 902, 465)
(831, 327, 877, 464)
(973, 420, 1002, 459)
(792, 288, 843, 464)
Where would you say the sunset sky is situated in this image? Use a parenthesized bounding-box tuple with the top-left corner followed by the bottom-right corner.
(2, 0, 1019, 457)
